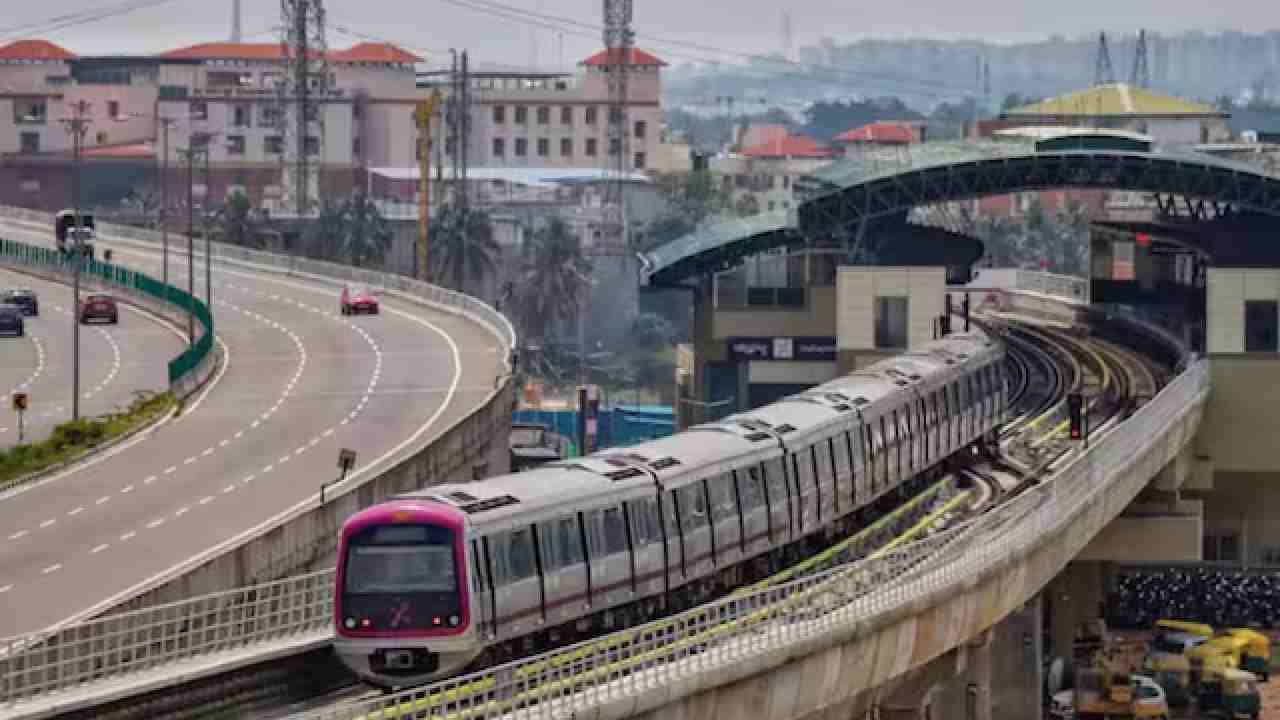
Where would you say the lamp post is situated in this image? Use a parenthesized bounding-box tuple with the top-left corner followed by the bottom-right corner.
(59, 99, 92, 421)
(117, 111, 193, 299)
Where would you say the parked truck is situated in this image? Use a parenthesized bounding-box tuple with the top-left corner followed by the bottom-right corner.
(54, 210, 96, 260)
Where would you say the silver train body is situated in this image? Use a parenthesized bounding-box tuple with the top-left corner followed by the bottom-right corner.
(334, 331, 1007, 687)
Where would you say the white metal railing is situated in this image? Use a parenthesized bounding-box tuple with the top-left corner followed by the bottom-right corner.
(1013, 269, 1090, 305)
(0, 571, 333, 705)
(287, 359, 1207, 720)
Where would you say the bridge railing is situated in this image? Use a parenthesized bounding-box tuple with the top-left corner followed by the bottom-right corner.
(0, 572, 331, 705)
(1013, 269, 1090, 304)
(0, 237, 215, 398)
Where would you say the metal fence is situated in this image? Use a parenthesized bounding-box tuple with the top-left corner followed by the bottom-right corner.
(0, 237, 214, 392)
(1013, 269, 1090, 305)
(0, 571, 332, 705)
(287, 360, 1206, 720)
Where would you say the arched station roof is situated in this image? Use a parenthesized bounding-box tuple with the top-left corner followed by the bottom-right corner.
(641, 141, 1280, 288)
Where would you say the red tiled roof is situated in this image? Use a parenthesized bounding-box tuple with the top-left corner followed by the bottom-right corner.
(834, 121, 917, 144)
(160, 42, 419, 63)
(580, 48, 666, 67)
(739, 123, 789, 149)
(0, 39, 76, 61)
(740, 134, 832, 159)
(329, 42, 422, 63)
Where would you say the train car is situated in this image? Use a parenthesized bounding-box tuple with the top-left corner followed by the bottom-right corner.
(333, 330, 1006, 688)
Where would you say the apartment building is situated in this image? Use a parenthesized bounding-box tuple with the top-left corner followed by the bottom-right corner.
(713, 132, 835, 214)
(0, 37, 422, 210)
(420, 48, 667, 174)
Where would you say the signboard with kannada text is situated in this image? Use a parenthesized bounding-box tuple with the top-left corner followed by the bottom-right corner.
(727, 337, 836, 362)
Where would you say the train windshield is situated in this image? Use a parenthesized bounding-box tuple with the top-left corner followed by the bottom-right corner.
(344, 525, 457, 594)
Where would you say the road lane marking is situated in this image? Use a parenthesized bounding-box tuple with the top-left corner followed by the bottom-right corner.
(120, 531, 136, 541)
(90, 544, 109, 554)
(96, 496, 110, 505)
(41, 564, 61, 574)
(146, 518, 165, 528)
(8, 530, 27, 540)
(39, 519, 55, 528)
(67, 507, 83, 516)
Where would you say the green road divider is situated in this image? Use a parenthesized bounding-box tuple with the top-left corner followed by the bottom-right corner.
(0, 237, 214, 394)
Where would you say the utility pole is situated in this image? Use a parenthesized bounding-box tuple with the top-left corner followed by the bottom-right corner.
(412, 91, 442, 281)
(1094, 31, 1115, 86)
(157, 116, 178, 293)
(202, 133, 216, 314)
(59, 99, 91, 422)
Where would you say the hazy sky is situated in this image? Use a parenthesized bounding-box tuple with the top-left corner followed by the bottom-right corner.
(5, 0, 1280, 71)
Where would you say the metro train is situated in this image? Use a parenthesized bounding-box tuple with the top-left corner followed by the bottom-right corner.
(334, 330, 1008, 688)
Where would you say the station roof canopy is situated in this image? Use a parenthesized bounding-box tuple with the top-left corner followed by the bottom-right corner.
(796, 139, 1034, 198)
(640, 211, 794, 287)
(368, 166, 651, 189)
(1003, 83, 1226, 119)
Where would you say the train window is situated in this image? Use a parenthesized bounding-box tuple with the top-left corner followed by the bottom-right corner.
(506, 527, 536, 581)
(471, 540, 483, 594)
(678, 484, 708, 529)
(602, 507, 628, 555)
(813, 440, 832, 486)
(709, 474, 736, 523)
(832, 432, 850, 479)
(540, 515, 582, 571)
(628, 499, 657, 545)
(663, 492, 680, 537)
(763, 461, 787, 508)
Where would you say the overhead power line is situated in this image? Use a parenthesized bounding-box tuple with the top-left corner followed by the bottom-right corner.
(0, 0, 189, 42)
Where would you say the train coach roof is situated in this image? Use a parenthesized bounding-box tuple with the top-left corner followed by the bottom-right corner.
(636, 424, 779, 484)
(724, 398, 842, 443)
(400, 464, 627, 525)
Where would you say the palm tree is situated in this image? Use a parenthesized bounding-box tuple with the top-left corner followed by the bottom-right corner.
(515, 217, 592, 345)
(432, 204, 500, 294)
(218, 191, 264, 249)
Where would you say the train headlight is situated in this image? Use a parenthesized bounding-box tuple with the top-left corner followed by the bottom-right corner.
(344, 617, 355, 629)
(449, 615, 460, 626)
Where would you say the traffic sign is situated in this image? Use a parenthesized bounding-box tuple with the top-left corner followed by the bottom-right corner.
(11, 392, 27, 412)
(337, 448, 357, 472)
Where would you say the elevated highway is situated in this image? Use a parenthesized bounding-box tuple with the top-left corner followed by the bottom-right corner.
(0, 211, 511, 641)
(0, 266, 181, 449)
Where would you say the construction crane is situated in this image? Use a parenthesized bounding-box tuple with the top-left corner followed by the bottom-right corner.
(412, 89, 443, 282)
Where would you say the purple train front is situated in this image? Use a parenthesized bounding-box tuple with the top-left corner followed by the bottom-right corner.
(333, 500, 481, 688)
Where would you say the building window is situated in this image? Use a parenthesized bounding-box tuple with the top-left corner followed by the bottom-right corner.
(493, 138, 505, 157)
(560, 106, 572, 125)
(304, 136, 319, 156)
(874, 296, 909, 349)
(609, 106, 622, 125)
(537, 138, 549, 156)
(537, 106, 549, 125)
(260, 106, 280, 127)
(634, 120, 646, 138)
(515, 106, 527, 124)
(233, 105, 251, 128)
(264, 135, 283, 154)
(560, 138, 572, 157)
(585, 138, 597, 156)
(493, 105, 505, 124)
(585, 107, 598, 125)
(227, 135, 245, 155)
(1204, 533, 1241, 562)
(515, 138, 527, 156)
(19, 132, 39, 154)
(1245, 300, 1278, 352)
(768, 201, 776, 211)
(633, 151, 646, 169)
(189, 101, 208, 120)
(107, 100, 120, 120)
(13, 100, 47, 125)
(352, 137, 361, 156)
(782, 175, 791, 189)
(609, 138, 621, 156)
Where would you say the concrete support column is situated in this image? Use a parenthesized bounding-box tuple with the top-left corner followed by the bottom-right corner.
(963, 631, 993, 720)
(1047, 561, 1106, 661)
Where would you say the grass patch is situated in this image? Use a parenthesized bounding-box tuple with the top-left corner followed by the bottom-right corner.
(0, 391, 175, 491)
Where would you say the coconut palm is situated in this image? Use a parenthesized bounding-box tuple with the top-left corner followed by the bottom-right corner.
(217, 190, 265, 249)
(344, 193, 392, 268)
(432, 204, 500, 294)
(515, 217, 592, 345)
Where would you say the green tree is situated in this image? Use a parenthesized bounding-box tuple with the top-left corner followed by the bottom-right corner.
(734, 193, 762, 217)
(640, 170, 732, 251)
(344, 194, 392, 268)
(515, 217, 592, 344)
(302, 199, 349, 261)
(218, 191, 264, 249)
(631, 312, 676, 350)
(432, 204, 500, 294)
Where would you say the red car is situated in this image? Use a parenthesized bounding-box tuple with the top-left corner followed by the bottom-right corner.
(79, 293, 119, 324)
(340, 285, 379, 315)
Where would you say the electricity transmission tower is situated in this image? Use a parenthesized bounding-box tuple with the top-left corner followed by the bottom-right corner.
(277, 0, 328, 217)
(600, 0, 634, 255)
(1094, 31, 1115, 86)
(1131, 29, 1150, 88)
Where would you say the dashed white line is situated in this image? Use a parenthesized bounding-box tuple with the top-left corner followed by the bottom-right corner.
(41, 564, 61, 574)
(183, 456, 197, 465)
(96, 496, 110, 505)
(146, 518, 165, 529)
(219, 439, 230, 448)
(262, 464, 274, 473)
(121, 484, 134, 494)
(201, 447, 214, 457)
(67, 507, 84, 517)
(120, 531, 136, 541)
(143, 475, 157, 485)
(39, 519, 55, 529)
(164, 465, 177, 474)
(90, 544, 109, 554)
(242, 474, 256, 484)
(221, 485, 236, 494)
(0, 584, 12, 594)
(234, 430, 244, 439)
(8, 530, 27, 540)
(198, 496, 214, 505)
(175, 507, 189, 517)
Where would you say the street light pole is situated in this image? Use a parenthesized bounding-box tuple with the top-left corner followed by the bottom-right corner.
(184, 142, 195, 346)
(60, 100, 91, 422)
(158, 117, 175, 294)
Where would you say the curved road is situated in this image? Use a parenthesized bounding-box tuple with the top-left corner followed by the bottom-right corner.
(0, 217, 506, 637)
(0, 267, 181, 449)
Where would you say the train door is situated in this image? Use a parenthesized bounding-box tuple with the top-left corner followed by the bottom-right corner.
(584, 506, 632, 610)
(470, 538, 494, 639)
(762, 458, 790, 543)
(491, 526, 542, 639)
(835, 430, 855, 511)
(789, 448, 817, 535)
(660, 491, 686, 590)
(536, 515, 588, 626)
(708, 473, 742, 567)
(628, 497, 665, 597)
(675, 481, 714, 579)
(738, 466, 770, 556)
(812, 438, 835, 520)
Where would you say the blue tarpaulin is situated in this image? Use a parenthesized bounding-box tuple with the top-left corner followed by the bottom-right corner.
(513, 405, 675, 453)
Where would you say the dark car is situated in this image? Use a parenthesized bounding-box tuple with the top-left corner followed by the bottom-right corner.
(79, 293, 118, 324)
(0, 303, 23, 337)
(340, 285, 380, 315)
(2, 288, 38, 316)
